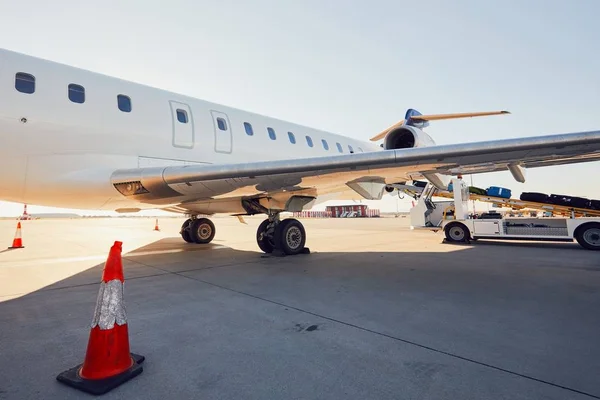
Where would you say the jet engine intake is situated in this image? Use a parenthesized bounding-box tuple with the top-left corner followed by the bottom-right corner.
(383, 126, 436, 150)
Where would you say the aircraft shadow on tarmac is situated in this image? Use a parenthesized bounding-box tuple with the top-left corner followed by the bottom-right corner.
(2, 235, 596, 296)
(0, 236, 599, 399)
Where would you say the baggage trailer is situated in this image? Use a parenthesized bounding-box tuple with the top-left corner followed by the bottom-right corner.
(409, 178, 600, 251)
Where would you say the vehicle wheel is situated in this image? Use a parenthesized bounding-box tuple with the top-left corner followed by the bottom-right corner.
(256, 218, 275, 253)
(190, 218, 216, 244)
(575, 223, 600, 251)
(444, 222, 470, 243)
(180, 219, 194, 243)
(274, 218, 306, 255)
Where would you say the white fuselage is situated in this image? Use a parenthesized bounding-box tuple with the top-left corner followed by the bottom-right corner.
(0, 49, 381, 212)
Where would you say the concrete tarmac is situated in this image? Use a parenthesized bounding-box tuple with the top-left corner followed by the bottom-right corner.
(0, 216, 599, 399)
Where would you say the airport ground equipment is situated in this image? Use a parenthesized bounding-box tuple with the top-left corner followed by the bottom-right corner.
(406, 178, 600, 251)
(396, 181, 600, 218)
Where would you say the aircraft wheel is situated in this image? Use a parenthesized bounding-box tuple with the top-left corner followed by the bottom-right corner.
(180, 219, 194, 243)
(190, 218, 216, 244)
(444, 222, 470, 243)
(575, 223, 600, 251)
(274, 218, 306, 255)
(256, 219, 275, 253)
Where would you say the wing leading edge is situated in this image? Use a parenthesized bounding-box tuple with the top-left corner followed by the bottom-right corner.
(111, 130, 600, 205)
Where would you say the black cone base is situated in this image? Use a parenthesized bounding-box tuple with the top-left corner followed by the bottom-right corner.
(56, 353, 145, 395)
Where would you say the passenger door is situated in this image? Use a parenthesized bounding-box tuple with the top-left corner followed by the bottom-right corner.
(170, 101, 194, 149)
(210, 110, 232, 154)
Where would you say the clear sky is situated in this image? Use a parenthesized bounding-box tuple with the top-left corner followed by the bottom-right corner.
(1, 0, 599, 216)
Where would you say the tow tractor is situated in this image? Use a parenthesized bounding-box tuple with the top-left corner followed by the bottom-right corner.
(403, 178, 600, 251)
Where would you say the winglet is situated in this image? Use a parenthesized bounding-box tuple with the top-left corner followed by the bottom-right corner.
(370, 110, 510, 142)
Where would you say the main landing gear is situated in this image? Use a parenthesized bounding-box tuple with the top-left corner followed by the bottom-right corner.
(179, 213, 308, 256)
(180, 217, 216, 244)
(256, 212, 307, 256)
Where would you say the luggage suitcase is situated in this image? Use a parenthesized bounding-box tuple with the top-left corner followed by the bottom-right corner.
(520, 192, 549, 203)
(469, 186, 487, 195)
(589, 200, 600, 210)
(413, 180, 427, 188)
(569, 197, 590, 209)
(480, 211, 502, 220)
(550, 194, 589, 208)
(549, 194, 570, 205)
(486, 186, 512, 199)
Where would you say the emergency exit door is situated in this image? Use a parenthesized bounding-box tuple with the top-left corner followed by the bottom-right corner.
(170, 101, 194, 149)
(211, 110, 232, 154)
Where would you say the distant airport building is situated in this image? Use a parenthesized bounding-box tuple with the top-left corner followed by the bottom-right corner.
(327, 204, 368, 218)
(292, 205, 380, 218)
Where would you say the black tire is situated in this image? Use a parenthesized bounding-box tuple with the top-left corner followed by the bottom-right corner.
(180, 219, 194, 243)
(190, 218, 216, 244)
(575, 223, 600, 251)
(274, 218, 306, 255)
(256, 219, 275, 253)
(444, 222, 470, 243)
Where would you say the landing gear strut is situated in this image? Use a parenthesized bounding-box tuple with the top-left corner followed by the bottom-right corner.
(256, 212, 307, 255)
(180, 217, 216, 244)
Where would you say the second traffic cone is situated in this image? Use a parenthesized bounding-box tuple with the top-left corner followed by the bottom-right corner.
(9, 222, 24, 249)
(154, 218, 160, 231)
(56, 241, 145, 395)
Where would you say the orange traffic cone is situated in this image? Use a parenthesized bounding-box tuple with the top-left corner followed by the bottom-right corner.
(56, 241, 145, 395)
(8, 222, 24, 249)
(154, 218, 160, 231)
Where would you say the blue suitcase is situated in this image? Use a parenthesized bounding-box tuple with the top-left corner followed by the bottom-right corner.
(486, 186, 512, 199)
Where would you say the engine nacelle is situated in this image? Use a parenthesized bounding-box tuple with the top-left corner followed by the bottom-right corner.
(383, 125, 436, 150)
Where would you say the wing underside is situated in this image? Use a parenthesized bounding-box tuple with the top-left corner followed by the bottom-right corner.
(111, 130, 600, 213)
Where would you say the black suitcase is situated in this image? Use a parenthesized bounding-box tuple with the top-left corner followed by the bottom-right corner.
(413, 180, 427, 188)
(552, 195, 589, 208)
(589, 200, 600, 210)
(479, 211, 502, 220)
(569, 197, 590, 209)
(520, 192, 549, 203)
(549, 194, 571, 206)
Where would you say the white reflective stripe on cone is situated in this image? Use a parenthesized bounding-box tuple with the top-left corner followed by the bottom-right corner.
(90, 280, 127, 330)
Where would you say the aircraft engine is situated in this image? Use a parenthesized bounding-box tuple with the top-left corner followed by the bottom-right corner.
(383, 126, 436, 150)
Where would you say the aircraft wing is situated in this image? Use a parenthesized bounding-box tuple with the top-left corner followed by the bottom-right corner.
(111, 130, 600, 208)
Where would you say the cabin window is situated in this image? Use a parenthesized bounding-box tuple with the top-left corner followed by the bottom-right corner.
(348, 145, 354, 153)
(117, 94, 132, 112)
(321, 139, 329, 150)
(217, 117, 227, 131)
(336, 142, 343, 153)
(176, 109, 188, 123)
(244, 122, 254, 136)
(267, 127, 276, 140)
(15, 73, 35, 94)
(306, 136, 314, 147)
(288, 131, 296, 144)
(68, 84, 85, 104)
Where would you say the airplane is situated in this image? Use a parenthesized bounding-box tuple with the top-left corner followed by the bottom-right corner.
(1, 48, 600, 255)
